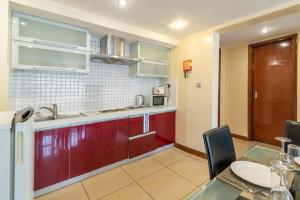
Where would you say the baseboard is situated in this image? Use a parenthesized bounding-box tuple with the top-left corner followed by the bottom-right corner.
(231, 133, 250, 141)
(174, 143, 207, 159)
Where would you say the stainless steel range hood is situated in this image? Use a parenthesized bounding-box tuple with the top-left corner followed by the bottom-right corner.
(90, 35, 138, 65)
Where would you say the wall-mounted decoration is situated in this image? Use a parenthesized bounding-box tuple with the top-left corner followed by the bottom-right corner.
(183, 60, 192, 78)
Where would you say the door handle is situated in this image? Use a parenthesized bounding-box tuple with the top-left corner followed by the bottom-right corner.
(254, 91, 259, 99)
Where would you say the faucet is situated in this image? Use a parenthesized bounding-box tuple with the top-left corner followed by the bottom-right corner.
(40, 104, 58, 120)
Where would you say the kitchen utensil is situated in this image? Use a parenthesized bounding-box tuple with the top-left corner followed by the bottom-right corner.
(222, 175, 269, 198)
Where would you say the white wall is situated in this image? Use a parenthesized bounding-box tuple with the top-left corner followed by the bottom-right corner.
(170, 29, 219, 152)
(220, 44, 248, 136)
(0, 0, 9, 111)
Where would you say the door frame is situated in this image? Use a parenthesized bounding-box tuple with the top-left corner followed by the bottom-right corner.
(248, 34, 298, 141)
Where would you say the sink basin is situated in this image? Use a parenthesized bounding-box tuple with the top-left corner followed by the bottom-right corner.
(34, 113, 87, 122)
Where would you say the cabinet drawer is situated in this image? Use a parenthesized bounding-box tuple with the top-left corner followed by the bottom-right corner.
(129, 116, 144, 137)
(129, 132, 156, 158)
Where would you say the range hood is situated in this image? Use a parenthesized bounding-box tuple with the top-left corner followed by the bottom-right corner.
(90, 35, 138, 65)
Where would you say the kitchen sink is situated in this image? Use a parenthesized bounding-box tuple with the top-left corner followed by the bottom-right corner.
(34, 113, 87, 122)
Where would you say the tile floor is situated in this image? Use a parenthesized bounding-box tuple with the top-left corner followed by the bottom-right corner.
(36, 138, 277, 200)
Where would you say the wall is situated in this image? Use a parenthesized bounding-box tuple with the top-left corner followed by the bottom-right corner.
(9, 37, 160, 114)
(220, 44, 248, 136)
(0, 0, 9, 111)
(220, 32, 300, 137)
(170, 29, 219, 152)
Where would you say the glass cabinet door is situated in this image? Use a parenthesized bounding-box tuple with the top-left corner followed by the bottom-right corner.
(139, 43, 169, 63)
(137, 60, 169, 78)
(13, 41, 89, 72)
(13, 12, 90, 51)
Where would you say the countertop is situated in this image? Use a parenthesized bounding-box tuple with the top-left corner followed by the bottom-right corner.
(34, 106, 176, 131)
(0, 111, 15, 131)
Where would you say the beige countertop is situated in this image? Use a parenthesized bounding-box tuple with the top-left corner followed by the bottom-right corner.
(34, 106, 176, 131)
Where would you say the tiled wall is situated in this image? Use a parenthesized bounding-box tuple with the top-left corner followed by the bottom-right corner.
(8, 38, 160, 114)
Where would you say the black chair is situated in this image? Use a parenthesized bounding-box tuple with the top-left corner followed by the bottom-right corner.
(285, 120, 300, 152)
(203, 125, 236, 179)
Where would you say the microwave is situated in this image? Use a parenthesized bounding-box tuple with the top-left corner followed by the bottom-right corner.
(144, 95, 168, 106)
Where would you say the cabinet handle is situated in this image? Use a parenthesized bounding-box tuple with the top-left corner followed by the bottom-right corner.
(129, 131, 156, 140)
(33, 39, 79, 49)
(16, 131, 24, 164)
(130, 115, 143, 118)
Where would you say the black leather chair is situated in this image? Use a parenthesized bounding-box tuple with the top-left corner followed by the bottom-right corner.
(203, 125, 236, 179)
(285, 120, 300, 152)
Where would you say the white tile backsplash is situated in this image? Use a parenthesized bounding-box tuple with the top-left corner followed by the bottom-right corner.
(8, 37, 160, 114)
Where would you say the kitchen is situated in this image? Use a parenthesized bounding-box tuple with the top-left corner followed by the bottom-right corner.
(2, 0, 300, 200)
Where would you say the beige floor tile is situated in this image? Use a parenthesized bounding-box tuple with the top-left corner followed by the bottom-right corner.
(101, 183, 153, 200)
(122, 157, 164, 180)
(151, 148, 186, 166)
(256, 141, 281, 151)
(35, 183, 88, 200)
(173, 147, 194, 156)
(181, 182, 209, 200)
(168, 157, 209, 186)
(188, 154, 208, 164)
(138, 168, 196, 200)
(233, 138, 257, 158)
(82, 167, 133, 200)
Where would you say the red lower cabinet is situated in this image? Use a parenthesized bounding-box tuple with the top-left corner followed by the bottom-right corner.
(129, 133, 156, 158)
(129, 115, 144, 137)
(150, 111, 176, 148)
(34, 111, 176, 190)
(34, 128, 69, 191)
(69, 123, 103, 178)
(101, 119, 129, 166)
(70, 118, 129, 178)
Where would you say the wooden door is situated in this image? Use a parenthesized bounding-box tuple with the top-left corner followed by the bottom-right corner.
(250, 35, 297, 145)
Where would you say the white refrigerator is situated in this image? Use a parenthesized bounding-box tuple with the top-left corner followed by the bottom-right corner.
(0, 108, 34, 200)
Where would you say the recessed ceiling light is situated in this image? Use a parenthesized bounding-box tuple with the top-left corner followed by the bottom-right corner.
(20, 21, 27, 26)
(117, 0, 128, 7)
(170, 20, 186, 30)
(261, 27, 269, 34)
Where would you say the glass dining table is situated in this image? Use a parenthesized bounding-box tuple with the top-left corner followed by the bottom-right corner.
(188, 145, 300, 200)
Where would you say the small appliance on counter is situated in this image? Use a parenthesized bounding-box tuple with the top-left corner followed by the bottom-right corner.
(135, 95, 144, 107)
(153, 86, 165, 95)
(144, 86, 169, 107)
(144, 95, 168, 107)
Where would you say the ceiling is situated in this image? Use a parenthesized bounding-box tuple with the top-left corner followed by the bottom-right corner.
(220, 11, 300, 46)
(51, 0, 293, 39)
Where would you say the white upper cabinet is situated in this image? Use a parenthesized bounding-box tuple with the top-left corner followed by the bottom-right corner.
(13, 41, 89, 73)
(12, 12, 91, 51)
(130, 42, 170, 78)
(12, 12, 91, 72)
